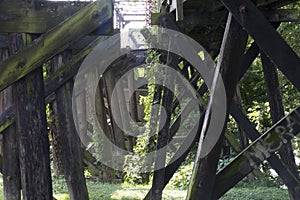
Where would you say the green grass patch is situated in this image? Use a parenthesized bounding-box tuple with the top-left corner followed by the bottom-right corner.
(0, 175, 289, 200)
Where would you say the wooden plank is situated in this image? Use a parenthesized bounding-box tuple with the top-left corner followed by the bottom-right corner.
(0, 0, 113, 93)
(213, 106, 300, 199)
(187, 13, 248, 200)
(222, 104, 300, 196)
(176, 0, 184, 21)
(0, 105, 14, 133)
(44, 36, 109, 97)
(0, 38, 21, 200)
(151, 72, 176, 200)
(53, 51, 89, 200)
(0, 1, 87, 33)
(14, 34, 52, 199)
(265, 9, 300, 22)
(261, 52, 300, 199)
(144, 113, 205, 200)
(220, 0, 300, 91)
(144, 21, 259, 199)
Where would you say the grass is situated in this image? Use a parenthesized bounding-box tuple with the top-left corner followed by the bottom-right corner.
(53, 178, 187, 200)
(0, 176, 289, 200)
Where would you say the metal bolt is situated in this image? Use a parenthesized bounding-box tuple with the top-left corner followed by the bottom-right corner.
(17, 58, 26, 68)
(92, 10, 99, 19)
(239, 4, 247, 14)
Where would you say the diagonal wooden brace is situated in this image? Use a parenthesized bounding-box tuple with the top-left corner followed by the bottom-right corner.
(220, 0, 300, 91)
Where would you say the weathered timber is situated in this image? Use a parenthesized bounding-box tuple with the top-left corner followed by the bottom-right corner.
(0, 1, 87, 34)
(215, 104, 300, 198)
(0, 0, 112, 93)
(151, 72, 176, 200)
(0, 105, 14, 133)
(104, 68, 126, 151)
(213, 106, 300, 199)
(1, 36, 21, 200)
(48, 101, 64, 176)
(265, 9, 300, 22)
(14, 66, 53, 199)
(53, 51, 89, 200)
(220, 0, 300, 91)
(176, 0, 184, 21)
(44, 36, 109, 97)
(143, 85, 163, 183)
(95, 78, 114, 182)
(187, 13, 248, 200)
(127, 70, 138, 149)
(262, 52, 300, 199)
(144, 22, 260, 199)
(144, 113, 205, 200)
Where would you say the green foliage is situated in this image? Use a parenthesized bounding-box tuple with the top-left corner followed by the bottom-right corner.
(168, 162, 194, 189)
(220, 187, 288, 200)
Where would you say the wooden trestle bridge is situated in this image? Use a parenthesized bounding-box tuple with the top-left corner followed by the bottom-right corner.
(0, 0, 299, 200)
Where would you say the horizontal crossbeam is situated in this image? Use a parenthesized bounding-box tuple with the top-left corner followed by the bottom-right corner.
(0, 0, 112, 93)
(0, 1, 86, 33)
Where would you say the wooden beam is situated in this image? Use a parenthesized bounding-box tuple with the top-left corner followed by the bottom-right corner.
(213, 106, 300, 199)
(0, 1, 87, 34)
(220, 104, 300, 197)
(220, 0, 300, 91)
(144, 31, 260, 199)
(44, 36, 109, 97)
(187, 13, 248, 200)
(265, 9, 300, 22)
(14, 33, 52, 200)
(0, 0, 112, 93)
(53, 51, 89, 199)
(1, 35, 21, 200)
(0, 105, 14, 133)
(261, 52, 300, 199)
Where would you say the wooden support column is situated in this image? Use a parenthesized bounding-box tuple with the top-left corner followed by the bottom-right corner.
(104, 68, 126, 151)
(127, 71, 138, 149)
(261, 53, 300, 200)
(95, 78, 114, 182)
(1, 34, 21, 200)
(54, 51, 89, 200)
(187, 13, 248, 199)
(144, 28, 259, 199)
(13, 34, 52, 199)
(220, 0, 300, 91)
(151, 70, 175, 200)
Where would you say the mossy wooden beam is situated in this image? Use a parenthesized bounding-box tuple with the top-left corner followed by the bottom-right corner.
(0, 105, 14, 133)
(0, 0, 112, 93)
(265, 9, 300, 22)
(0, 1, 87, 33)
(44, 36, 109, 97)
(213, 106, 300, 199)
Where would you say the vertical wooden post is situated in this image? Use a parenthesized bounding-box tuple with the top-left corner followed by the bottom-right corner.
(13, 33, 52, 200)
(187, 14, 248, 199)
(54, 51, 89, 200)
(127, 71, 138, 149)
(1, 34, 21, 200)
(261, 52, 300, 200)
(104, 68, 126, 150)
(95, 78, 114, 182)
